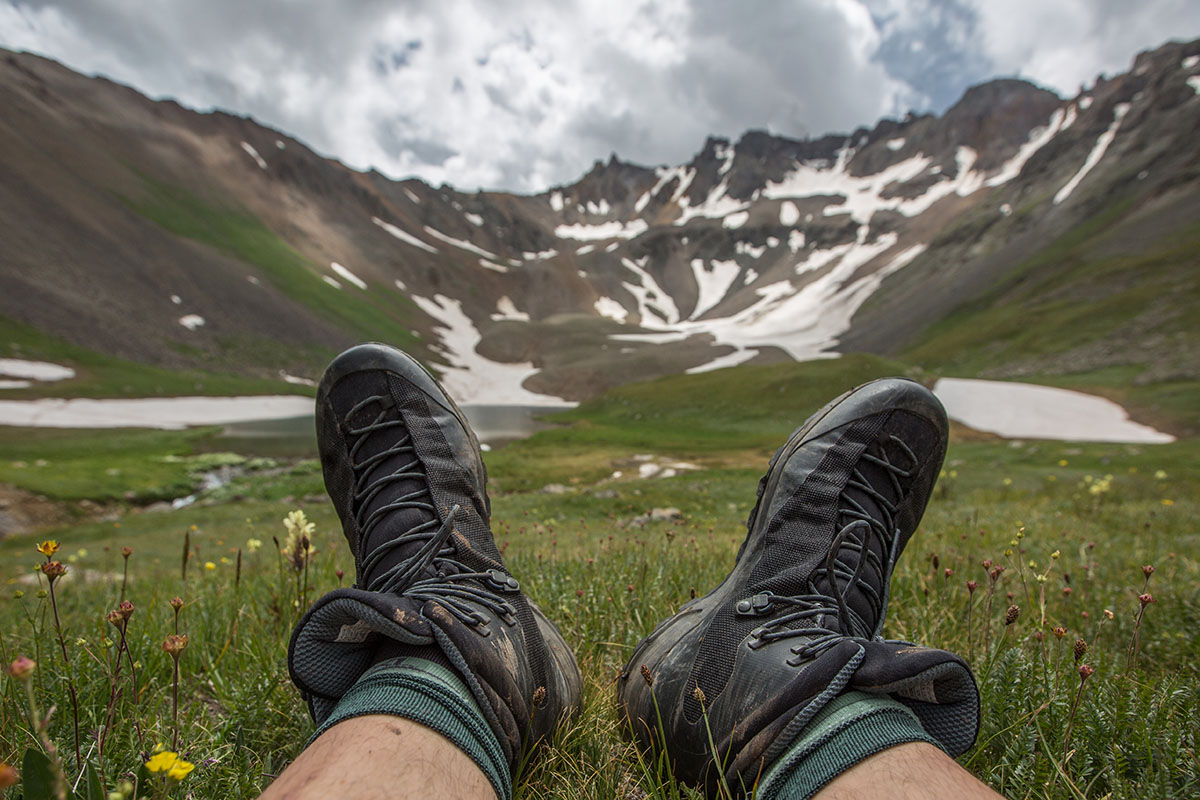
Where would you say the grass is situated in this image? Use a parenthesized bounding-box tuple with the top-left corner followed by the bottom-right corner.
(0, 362, 1197, 799)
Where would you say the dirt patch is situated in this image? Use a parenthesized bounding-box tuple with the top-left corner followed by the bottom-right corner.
(0, 484, 74, 538)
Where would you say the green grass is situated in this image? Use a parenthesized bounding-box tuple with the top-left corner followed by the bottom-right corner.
(0, 361, 1197, 799)
(0, 316, 313, 400)
(119, 175, 421, 355)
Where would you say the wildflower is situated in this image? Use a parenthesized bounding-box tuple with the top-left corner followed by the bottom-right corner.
(118, 600, 134, 621)
(1002, 478, 1012, 486)
(1104, 609, 1115, 620)
(122, 546, 133, 559)
(204, 562, 216, 571)
(1154, 469, 1167, 480)
(6, 656, 35, 680)
(145, 751, 195, 781)
(162, 634, 189, 657)
(1161, 499, 1174, 506)
(1058, 459, 1068, 467)
(1052, 626, 1067, 640)
(1005, 605, 1020, 625)
(0, 762, 17, 789)
(1138, 593, 1154, 607)
(107, 609, 124, 627)
(531, 686, 547, 708)
(981, 559, 992, 569)
(944, 568, 953, 579)
(966, 580, 978, 595)
(1051, 550, 1060, 560)
(41, 561, 66, 582)
(76, 548, 88, 558)
(1142, 565, 1155, 578)
(36, 540, 59, 557)
(1078, 663, 1095, 680)
(989, 566, 1005, 581)
(170, 596, 184, 611)
(640, 664, 654, 687)
(1074, 639, 1088, 662)
(246, 538, 263, 553)
(75, 637, 86, 646)
(1063, 586, 1072, 597)
(1035, 574, 1047, 584)
(282, 509, 317, 571)
(12, 590, 23, 599)
(693, 686, 707, 705)
(220, 557, 231, 565)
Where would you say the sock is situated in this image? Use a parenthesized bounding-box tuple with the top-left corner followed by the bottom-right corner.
(755, 691, 940, 800)
(309, 656, 512, 800)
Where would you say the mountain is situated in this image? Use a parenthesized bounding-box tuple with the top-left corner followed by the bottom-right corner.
(1, 40, 1198, 422)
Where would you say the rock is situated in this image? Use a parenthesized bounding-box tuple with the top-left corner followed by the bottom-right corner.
(591, 489, 619, 499)
(651, 507, 684, 522)
(540, 483, 569, 494)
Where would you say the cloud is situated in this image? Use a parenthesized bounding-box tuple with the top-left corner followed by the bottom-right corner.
(1, 0, 1197, 192)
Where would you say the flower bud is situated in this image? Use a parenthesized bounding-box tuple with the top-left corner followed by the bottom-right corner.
(966, 580, 978, 595)
(640, 664, 653, 687)
(1052, 626, 1066, 640)
(6, 656, 35, 680)
(1138, 593, 1154, 607)
(170, 596, 184, 611)
(531, 686, 547, 708)
(1142, 564, 1155, 578)
(1073, 638, 1088, 662)
(118, 600, 135, 620)
(162, 634, 189, 657)
(121, 546, 133, 559)
(107, 609, 124, 627)
(1005, 605, 1020, 625)
(692, 686, 707, 705)
(41, 560, 66, 580)
(1103, 608, 1115, 620)
(1078, 663, 1095, 680)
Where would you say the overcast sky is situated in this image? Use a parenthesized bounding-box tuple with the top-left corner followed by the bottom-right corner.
(2, 0, 1198, 192)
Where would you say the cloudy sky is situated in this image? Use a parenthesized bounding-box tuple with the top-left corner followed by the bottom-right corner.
(2, 0, 1198, 192)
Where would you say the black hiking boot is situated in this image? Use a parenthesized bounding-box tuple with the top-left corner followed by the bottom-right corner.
(288, 343, 581, 767)
(617, 378, 978, 796)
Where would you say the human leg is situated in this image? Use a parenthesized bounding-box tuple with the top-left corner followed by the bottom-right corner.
(811, 742, 1002, 800)
(618, 378, 983, 799)
(266, 344, 580, 799)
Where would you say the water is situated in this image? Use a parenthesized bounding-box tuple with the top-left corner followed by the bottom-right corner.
(216, 404, 565, 453)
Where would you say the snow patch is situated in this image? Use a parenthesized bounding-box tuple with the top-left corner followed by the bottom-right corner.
(1000, 203, 1013, 217)
(281, 372, 316, 387)
(1054, 103, 1130, 204)
(779, 201, 800, 226)
(788, 230, 806, 253)
(576, 245, 595, 255)
(0, 396, 315, 430)
(240, 141, 268, 170)
(886, 138, 906, 151)
(170, 295, 182, 305)
(330, 262, 367, 290)
(1183, 55, 1200, 70)
(395, 278, 407, 291)
(404, 188, 421, 203)
(934, 378, 1174, 443)
(594, 297, 628, 323)
(555, 220, 648, 241)
(689, 259, 741, 319)
(479, 259, 509, 273)
(0, 380, 32, 389)
(322, 276, 342, 289)
(373, 216, 438, 253)
(1078, 96, 1093, 110)
(735, 240, 766, 259)
(464, 212, 484, 226)
(178, 314, 206, 330)
(275, 139, 286, 149)
(766, 236, 780, 249)
(490, 296, 529, 322)
(549, 191, 564, 212)
(586, 199, 611, 215)
(605, 242, 619, 252)
(686, 347, 759, 374)
(743, 268, 758, 285)
(423, 226, 498, 259)
(610, 331, 691, 344)
(1189, 76, 1200, 95)
(522, 249, 558, 260)
(411, 294, 571, 406)
(723, 211, 750, 229)
(247, 275, 261, 286)
(621, 258, 680, 324)
(0, 359, 75, 382)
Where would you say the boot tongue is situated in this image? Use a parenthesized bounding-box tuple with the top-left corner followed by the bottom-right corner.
(338, 388, 443, 590)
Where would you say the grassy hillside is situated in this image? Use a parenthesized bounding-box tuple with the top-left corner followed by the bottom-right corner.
(902, 196, 1200, 437)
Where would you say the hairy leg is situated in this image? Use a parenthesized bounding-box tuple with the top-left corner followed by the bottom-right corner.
(813, 742, 1002, 800)
(258, 715, 496, 800)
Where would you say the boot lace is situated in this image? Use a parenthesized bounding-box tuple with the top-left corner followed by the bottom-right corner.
(740, 434, 917, 663)
(346, 395, 519, 628)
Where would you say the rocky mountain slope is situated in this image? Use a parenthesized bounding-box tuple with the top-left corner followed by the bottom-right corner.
(1, 39, 1197, 407)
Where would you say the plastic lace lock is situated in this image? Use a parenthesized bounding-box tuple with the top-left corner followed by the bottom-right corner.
(485, 569, 521, 593)
(735, 591, 775, 617)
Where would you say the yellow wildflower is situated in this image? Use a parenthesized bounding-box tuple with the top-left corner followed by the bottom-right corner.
(1154, 470, 1167, 480)
(1161, 498, 1175, 506)
(1002, 478, 1012, 486)
(204, 562, 216, 571)
(246, 538, 263, 553)
(167, 759, 195, 781)
(1058, 459, 1068, 467)
(36, 540, 59, 557)
(282, 509, 317, 571)
(145, 752, 178, 773)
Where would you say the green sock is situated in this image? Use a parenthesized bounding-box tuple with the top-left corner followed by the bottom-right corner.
(755, 691, 940, 800)
(310, 656, 511, 800)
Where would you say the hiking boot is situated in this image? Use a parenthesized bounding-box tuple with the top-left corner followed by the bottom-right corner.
(288, 343, 581, 767)
(617, 378, 978, 796)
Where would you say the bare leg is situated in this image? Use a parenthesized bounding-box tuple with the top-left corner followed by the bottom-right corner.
(258, 715, 496, 800)
(813, 742, 1002, 800)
